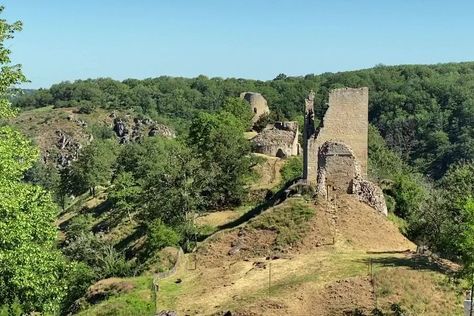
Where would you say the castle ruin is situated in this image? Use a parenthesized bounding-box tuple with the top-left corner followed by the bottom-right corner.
(302, 88, 387, 216)
(240, 92, 270, 123)
(251, 121, 299, 158)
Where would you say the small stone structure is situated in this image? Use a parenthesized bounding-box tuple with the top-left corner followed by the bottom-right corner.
(316, 141, 361, 197)
(250, 121, 299, 158)
(302, 88, 387, 216)
(240, 92, 270, 123)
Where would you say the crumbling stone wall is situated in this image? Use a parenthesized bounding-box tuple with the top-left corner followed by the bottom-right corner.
(351, 178, 388, 216)
(251, 121, 299, 158)
(304, 88, 368, 186)
(301, 88, 387, 216)
(240, 92, 270, 123)
(316, 141, 361, 197)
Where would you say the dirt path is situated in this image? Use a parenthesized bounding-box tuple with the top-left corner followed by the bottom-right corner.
(251, 154, 285, 191)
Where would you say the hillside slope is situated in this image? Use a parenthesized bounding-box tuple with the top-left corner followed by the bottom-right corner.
(151, 196, 462, 316)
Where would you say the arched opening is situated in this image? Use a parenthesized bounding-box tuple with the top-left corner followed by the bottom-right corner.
(317, 141, 360, 196)
(276, 148, 286, 158)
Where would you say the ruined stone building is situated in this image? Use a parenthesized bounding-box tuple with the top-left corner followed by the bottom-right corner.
(302, 88, 387, 216)
(251, 121, 299, 158)
(240, 92, 270, 123)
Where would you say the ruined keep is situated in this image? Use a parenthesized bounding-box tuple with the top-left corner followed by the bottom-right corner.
(251, 121, 299, 158)
(302, 88, 387, 216)
(240, 92, 270, 123)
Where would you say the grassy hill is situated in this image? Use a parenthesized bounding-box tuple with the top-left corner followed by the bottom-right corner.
(69, 194, 462, 315)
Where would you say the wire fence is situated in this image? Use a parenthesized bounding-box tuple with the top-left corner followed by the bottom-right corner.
(152, 247, 184, 315)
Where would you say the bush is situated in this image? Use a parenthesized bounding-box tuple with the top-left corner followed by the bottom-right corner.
(78, 101, 96, 114)
(62, 262, 96, 312)
(280, 156, 303, 186)
(90, 124, 116, 140)
(95, 245, 135, 278)
(65, 214, 94, 241)
(147, 220, 181, 252)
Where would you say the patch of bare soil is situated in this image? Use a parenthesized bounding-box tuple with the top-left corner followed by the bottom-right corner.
(197, 228, 277, 268)
(335, 195, 415, 252)
(234, 277, 375, 316)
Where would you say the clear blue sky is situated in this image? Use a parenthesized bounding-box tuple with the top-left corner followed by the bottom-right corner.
(3, 0, 474, 88)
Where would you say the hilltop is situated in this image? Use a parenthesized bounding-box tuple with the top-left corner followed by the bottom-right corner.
(6, 62, 474, 315)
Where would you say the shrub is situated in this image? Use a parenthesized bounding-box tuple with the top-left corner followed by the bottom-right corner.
(78, 101, 96, 114)
(280, 156, 303, 186)
(147, 220, 181, 252)
(65, 214, 94, 241)
(95, 245, 135, 278)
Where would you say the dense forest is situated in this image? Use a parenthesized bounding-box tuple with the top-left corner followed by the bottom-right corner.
(2, 6, 474, 313)
(15, 62, 474, 179)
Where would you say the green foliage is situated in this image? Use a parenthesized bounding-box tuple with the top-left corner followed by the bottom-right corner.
(249, 200, 315, 247)
(222, 96, 253, 130)
(24, 160, 62, 203)
(439, 162, 474, 212)
(280, 156, 303, 185)
(109, 172, 141, 222)
(78, 100, 96, 114)
(65, 213, 94, 240)
(96, 245, 135, 278)
(0, 7, 69, 313)
(65, 139, 119, 196)
(188, 111, 253, 208)
(89, 123, 116, 140)
(0, 298, 23, 316)
(62, 262, 96, 312)
(146, 220, 181, 252)
(141, 138, 203, 225)
(63, 232, 134, 279)
(459, 198, 474, 276)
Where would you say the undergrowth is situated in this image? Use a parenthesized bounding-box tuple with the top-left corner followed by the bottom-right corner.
(249, 199, 315, 247)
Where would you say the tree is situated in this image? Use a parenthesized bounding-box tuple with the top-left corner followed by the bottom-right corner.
(460, 198, 474, 277)
(67, 139, 119, 196)
(188, 111, 253, 208)
(109, 172, 142, 222)
(142, 139, 203, 225)
(0, 7, 68, 313)
(222, 97, 253, 130)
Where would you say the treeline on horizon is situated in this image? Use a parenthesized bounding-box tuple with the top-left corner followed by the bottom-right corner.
(7, 56, 474, 312)
(16, 62, 474, 180)
(14, 62, 474, 263)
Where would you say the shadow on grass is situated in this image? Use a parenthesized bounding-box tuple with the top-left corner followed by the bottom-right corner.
(195, 178, 302, 243)
(359, 254, 452, 274)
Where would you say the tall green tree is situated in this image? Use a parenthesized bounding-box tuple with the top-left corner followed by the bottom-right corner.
(0, 7, 68, 313)
(66, 139, 119, 196)
(188, 111, 253, 208)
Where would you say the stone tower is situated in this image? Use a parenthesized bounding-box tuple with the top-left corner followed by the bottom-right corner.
(302, 87, 369, 186)
(302, 90, 316, 181)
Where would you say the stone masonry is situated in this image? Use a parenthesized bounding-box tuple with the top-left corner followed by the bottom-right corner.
(301, 87, 387, 216)
(304, 88, 368, 186)
(251, 121, 299, 158)
(240, 92, 270, 123)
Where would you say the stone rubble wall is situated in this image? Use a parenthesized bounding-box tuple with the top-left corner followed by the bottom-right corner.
(351, 177, 388, 216)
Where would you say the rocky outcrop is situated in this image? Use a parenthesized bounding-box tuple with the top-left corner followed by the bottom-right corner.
(113, 117, 175, 143)
(50, 130, 82, 167)
(351, 177, 388, 216)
